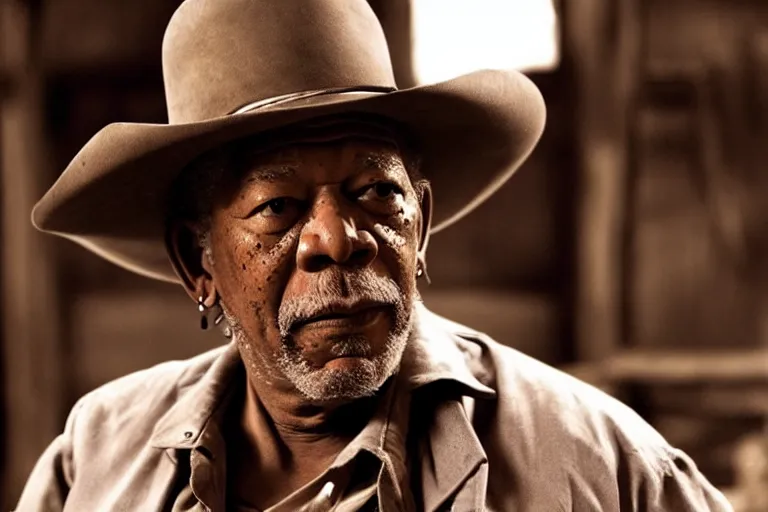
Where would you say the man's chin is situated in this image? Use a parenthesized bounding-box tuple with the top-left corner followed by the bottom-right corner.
(277, 311, 412, 403)
(323, 355, 372, 371)
(289, 362, 386, 403)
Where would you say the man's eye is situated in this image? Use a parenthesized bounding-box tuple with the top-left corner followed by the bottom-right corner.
(373, 183, 398, 198)
(360, 183, 403, 201)
(262, 198, 288, 216)
(249, 197, 302, 219)
(357, 182, 405, 215)
(244, 197, 304, 234)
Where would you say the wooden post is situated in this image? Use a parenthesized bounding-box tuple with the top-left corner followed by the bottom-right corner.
(563, 0, 641, 362)
(0, 0, 64, 505)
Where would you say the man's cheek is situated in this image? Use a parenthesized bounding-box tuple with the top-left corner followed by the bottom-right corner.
(373, 223, 407, 248)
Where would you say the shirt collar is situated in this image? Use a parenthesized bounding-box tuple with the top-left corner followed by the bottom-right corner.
(149, 342, 242, 449)
(402, 303, 496, 398)
(149, 303, 495, 449)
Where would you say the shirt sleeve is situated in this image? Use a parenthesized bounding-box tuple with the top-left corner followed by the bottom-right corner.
(14, 397, 87, 511)
(642, 447, 734, 512)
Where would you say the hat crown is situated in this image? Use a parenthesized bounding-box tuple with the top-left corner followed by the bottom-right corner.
(162, 0, 397, 124)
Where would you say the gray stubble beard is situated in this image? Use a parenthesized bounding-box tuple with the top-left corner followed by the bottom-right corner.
(275, 316, 412, 403)
(227, 268, 414, 403)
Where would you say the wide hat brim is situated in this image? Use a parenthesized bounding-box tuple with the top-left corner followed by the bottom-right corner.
(32, 69, 546, 283)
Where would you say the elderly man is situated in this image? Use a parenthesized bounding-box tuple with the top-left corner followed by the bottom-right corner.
(18, 0, 731, 511)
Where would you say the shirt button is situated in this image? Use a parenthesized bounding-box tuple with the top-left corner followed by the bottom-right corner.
(184, 431, 193, 439)
(320, 481, 335, 499)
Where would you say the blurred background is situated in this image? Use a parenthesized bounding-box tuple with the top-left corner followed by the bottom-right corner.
(1, 0, 767, 509)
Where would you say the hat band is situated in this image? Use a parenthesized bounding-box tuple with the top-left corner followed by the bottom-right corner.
(230, 85, 397, 115)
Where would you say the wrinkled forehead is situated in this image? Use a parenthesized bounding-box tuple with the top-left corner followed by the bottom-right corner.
(168, 116, 418, 221)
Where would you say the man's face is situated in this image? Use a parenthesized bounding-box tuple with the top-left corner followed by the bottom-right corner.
(205, 134, 428, 403)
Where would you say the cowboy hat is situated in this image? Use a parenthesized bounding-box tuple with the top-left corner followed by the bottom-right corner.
(32, 0, 546, 283)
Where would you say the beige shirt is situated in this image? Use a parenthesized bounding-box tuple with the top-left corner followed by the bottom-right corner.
(170, 347, 414, 511)
(16, 305, 733, 511)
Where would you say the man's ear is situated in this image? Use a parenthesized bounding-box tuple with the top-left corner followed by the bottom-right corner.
(166, 220, 217, 307)
(416, 181, 433, 259)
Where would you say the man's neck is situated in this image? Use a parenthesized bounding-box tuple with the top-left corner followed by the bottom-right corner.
(244, 376, 380, 447)
(225, 375, 383, 508)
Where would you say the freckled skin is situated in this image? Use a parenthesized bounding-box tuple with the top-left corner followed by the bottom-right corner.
(203, 138, 428, 399)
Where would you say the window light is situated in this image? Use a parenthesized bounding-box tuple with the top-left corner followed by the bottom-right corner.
(411, 0, 560, 84)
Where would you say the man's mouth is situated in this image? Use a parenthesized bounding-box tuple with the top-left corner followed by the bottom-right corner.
(292, 302, 389, 333)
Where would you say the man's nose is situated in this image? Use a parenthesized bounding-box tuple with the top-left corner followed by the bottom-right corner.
(296, 193, 378, 272)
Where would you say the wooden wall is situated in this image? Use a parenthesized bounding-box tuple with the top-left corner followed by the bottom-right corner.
(628, 0, 768, 486)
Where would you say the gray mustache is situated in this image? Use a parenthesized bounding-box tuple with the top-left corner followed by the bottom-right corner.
(277, 268, 402, 337)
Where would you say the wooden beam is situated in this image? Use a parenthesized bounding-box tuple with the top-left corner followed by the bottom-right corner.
(651, 386, 768, 417)
(564, 347, 768, 385)
(0, 72, 12, 99)
(563, 0, 641, 361)
(0, 0, 64, 506)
